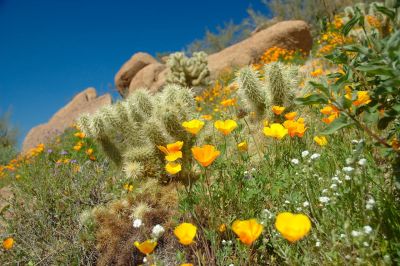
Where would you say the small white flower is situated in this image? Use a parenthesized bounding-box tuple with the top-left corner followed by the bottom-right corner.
(363, 241, 369, 247)
(296, 207, 302, 211)
(291, 158, 299, 165)
(363, 225, 372, 234)
(133, 218, 143, 228)
(303, 201, 310, 207)
(351, 139, 359, 144)
(319, 196, 330, 203)
(301, 150, 310, 158)
(351, 230, 362, 237)
(222, 240, 227, 245)
(143, 257, 147, 263)
(228, 264, 234, 266)
(358, 158, 367, 166)
(344, 175, 351, 180)
(251, 168, 256, 173)
(331, 176, 340, 182)
(244, 170, 249, 175)
(284, 200, 290, 204)
(227, 240, 233, 245)
(340, 233, 346, 238)
(151, 224, 165, 238)
(366, 198, 375, 210)
(345, 255, 351, 260)
(330, 183, 337, 190)
(335, 170, 341, 175)
(346, 158, 354, 165)
(343, 166, 354, 173)
(315, 241, 321, 247)
(310, 153, 320, 160)
(322, 189, 328, 193)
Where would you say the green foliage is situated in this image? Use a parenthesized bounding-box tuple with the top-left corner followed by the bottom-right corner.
(0, 111, 18, 165)
(296, 5, 400, 181)
(77, 85, 196, 182)
(0, 129, 118, 265)
(166, 52, 211, 88)
(236, 62, 301, 119)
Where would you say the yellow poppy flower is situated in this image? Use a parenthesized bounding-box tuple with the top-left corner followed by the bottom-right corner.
(181, 264, 194, 266)
(134, 240, 157, 255)
(322, 114, 338, 124)
(74, 132, 85, 138)
(220, 98, 236, 107)
(237, 141, 248, 152)
(232, 219, 263, 245)
(73, 144, 82, 151)
(182, 119, 205, 135)
(86, 148, 94, 155)
(283, 119, 307, 138)
(174, 223, 197, 245)
(157, 141, 184, 162)
(284, 112, 297, 120)
(353, 91, 371, 106)
(191, 145, 220, 167)
(314, 136, 328, 146)
(263, 123, 288, 140)
(218, 223, 227, 233)
(2, 237, 14, 250)
(275, 212, 311, 243)
(272, 106, 285, 115)
(165, 162, 182, 175)
(201, 114, 213, 121)
(214, 120, 238, 135)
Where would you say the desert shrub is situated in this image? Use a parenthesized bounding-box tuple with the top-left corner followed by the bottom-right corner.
(0, 111, 18, 165)
(0, 128, 118, 265)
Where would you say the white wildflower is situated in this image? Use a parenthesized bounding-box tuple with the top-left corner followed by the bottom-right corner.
(315, 241, 321, 247)
(331, 176, 340, 182)
(291, 158, 299, 165)
(322, 189, 328, 193)
(351, 139, 359, 144)
(303, 201, 310, 207)
(222, 240, 227, 245)
(363, 225, 372, 234)
(345, 255, 351, 260)
(319, 196, 330, 203)
(301, 150, 310, 157)
(351, 230, 362, 237)
(143, 257, 147, 263)
(133, 218, 143, 228)
(346, 158, 354, 165)
(284, 200, 290, 204)
(151, 224, 165, 238)
(344, 175, 351, 180)
(310, 153, 320, 160)
(343, 166, 354, 173)
(366, 198, 375, 210)
(330, 183, 337, 190)
(358, 158, 367, 166)
(363, 241, 369, 247)
(340, 233, 346, 238)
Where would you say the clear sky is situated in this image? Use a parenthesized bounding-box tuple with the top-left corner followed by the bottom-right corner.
(0, 0, 268, 148)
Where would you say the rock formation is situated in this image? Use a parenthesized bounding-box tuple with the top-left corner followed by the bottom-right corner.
(22, 88, 111, 152)
(115, 20, 313, 96)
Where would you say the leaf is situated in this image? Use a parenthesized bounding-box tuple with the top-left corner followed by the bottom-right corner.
(374, 5, 396, 20)
(378, 116, 395, 130)
(294, 94, 328, 105)
(308, 81, 329, 96)
(342, 11, 360, 36)
(321, 116, 353, 135)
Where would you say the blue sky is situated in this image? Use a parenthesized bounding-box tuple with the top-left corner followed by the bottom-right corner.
(0, 0, 268, 148)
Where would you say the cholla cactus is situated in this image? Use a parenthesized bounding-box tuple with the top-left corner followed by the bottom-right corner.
(77, 85, 196, 181)
(236, 62, 300, 119)
(166, 52, 210, 88)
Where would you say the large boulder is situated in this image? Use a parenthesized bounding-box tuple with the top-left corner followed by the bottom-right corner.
(114, 52, 158, 96)
(22, 88, 111, 152)
(207, 20, 312, 78)
(128, 63, 167, 93)
(116, 20, 312, 96)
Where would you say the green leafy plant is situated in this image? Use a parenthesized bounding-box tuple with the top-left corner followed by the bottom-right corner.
(295, 4, 400, 181)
